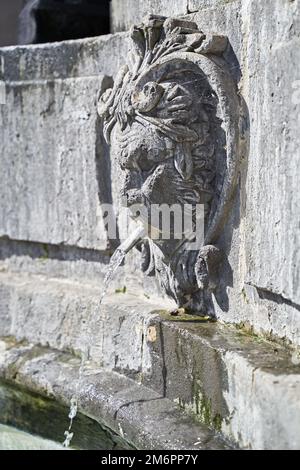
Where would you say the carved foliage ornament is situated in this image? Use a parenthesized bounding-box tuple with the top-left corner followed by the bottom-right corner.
(98, 15, 245, 315)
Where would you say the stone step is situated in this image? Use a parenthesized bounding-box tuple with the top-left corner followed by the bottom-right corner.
(0, 339, 230, 450)
(0, 270, 300, 449)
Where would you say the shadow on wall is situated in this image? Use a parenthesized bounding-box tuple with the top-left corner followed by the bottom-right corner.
(212, 43, 250, 315)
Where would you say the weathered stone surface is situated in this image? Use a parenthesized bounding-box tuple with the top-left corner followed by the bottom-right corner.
(0, 33, 130, 82)
(0, 33, 169, 295)
(0, 238, 110, 283)
(0, 340, 229, 450)
(187, 0, 300, 344)
(146, 315, 300, 450)
(0, 270, 173, 373)
(188, 0, 240, 12)
(240, 0, 300, 304)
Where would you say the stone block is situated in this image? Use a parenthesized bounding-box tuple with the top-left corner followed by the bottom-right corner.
(0, 75, 110, 250)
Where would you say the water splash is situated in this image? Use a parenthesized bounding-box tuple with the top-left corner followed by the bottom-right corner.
(62, 248, 126, 448)
(62, 397, 77, 447)
(62, 225, 145, 448)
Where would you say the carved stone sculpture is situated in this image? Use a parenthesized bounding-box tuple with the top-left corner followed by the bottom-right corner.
(98, 15, 245, 316)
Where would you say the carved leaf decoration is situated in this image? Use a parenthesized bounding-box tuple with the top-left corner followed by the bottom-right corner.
(195, 35, 228, 55)
(163, 18, 199, 35)
(183, 33, 205, 51)
(149, 18, 205, 64)
(97, 88, 112, 118)
(145, 23, 163, 54)
(135, 113, 198, 145)
(130, 26, 146, 74)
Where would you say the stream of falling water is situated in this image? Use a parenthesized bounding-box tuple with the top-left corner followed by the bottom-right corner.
(62, 248, 126, 448)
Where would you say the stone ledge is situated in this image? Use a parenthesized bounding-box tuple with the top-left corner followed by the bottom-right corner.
(0, 33, 130, 82)
(146, 315, 300, 449)
(0, 339, 229, 450)
(0, 270, 172, 373)
(1, 270, 300, 448)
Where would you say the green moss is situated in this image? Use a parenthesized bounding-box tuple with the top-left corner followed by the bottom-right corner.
(213, 413, 223, 432)
(178, 380, 225, 433)
(175, 382, 224, 432)
(197, 395, 223, 432)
